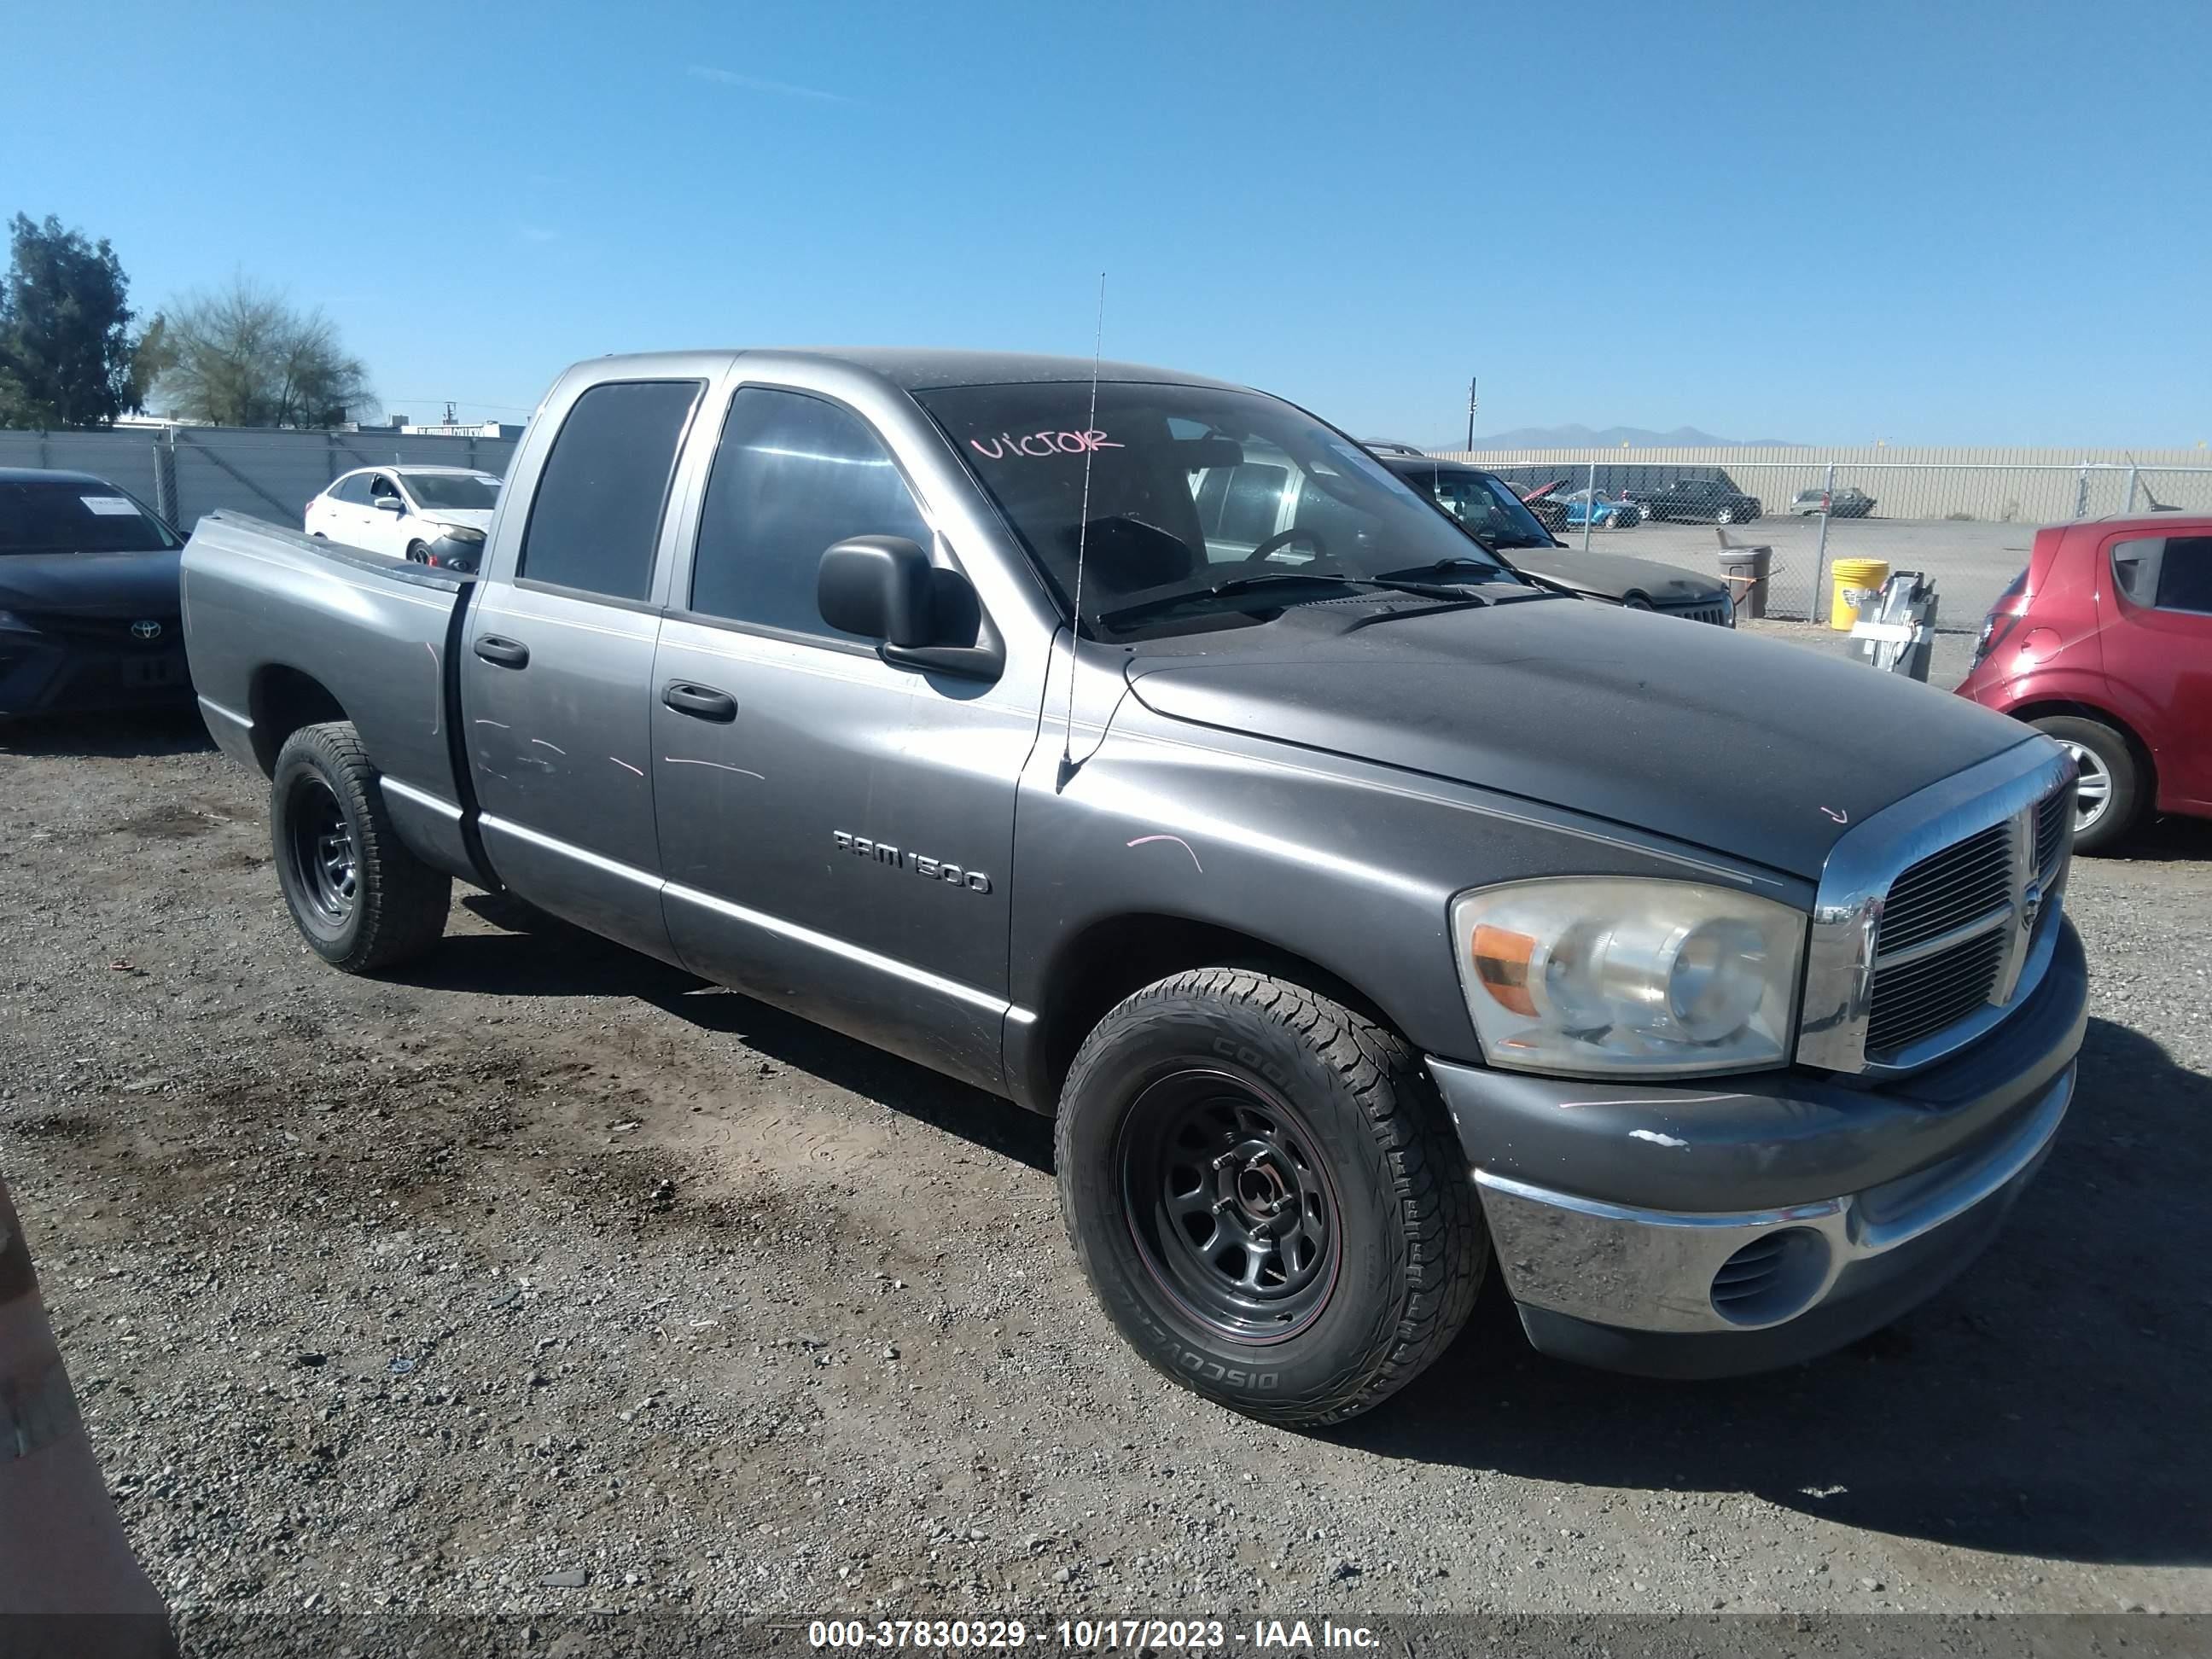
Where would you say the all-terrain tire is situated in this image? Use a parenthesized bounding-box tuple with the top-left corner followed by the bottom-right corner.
(1055, 968, 1487, 1426)
(271, 721, 451, 972)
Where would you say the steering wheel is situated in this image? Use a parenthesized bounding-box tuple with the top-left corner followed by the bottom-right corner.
(1238, 526, 1331, 568)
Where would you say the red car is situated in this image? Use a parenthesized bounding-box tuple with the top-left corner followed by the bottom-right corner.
(1956, 514, 2212, 853)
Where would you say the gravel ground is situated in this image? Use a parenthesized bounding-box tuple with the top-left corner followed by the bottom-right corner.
(2, 701, 2208, 1632)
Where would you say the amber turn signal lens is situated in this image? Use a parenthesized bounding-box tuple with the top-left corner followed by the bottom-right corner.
(1470, 923, 1538, 1016)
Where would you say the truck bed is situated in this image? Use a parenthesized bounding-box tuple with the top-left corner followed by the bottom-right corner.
(180, 510, 483, 881)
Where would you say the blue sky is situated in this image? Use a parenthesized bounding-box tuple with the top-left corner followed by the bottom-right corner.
(7, 0, 2207, 445)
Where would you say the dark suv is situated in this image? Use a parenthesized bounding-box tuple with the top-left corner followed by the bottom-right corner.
(1633, 477, 1764, 525)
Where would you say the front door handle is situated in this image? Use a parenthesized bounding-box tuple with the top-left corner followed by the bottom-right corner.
(474, 634, 530, 669)
(662, 681, 737, 722)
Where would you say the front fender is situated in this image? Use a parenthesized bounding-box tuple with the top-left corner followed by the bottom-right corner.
(1004, 700, 1811, 1110)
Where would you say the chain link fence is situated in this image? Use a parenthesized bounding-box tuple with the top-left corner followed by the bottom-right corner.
(0, 426, 518, 532)
(1431, 453, 2212, 626)
(6, 424, 2210, 631)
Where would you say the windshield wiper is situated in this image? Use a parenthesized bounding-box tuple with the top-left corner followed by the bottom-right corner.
(1381, 556, 1575, 602)
(1379, 556, 1513, 584)
(1097, 571, 1474, 632)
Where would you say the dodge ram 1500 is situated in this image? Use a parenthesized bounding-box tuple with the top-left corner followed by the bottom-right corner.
(182, 348, 2084, 1423)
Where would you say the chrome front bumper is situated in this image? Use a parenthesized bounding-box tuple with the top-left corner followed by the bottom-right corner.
(1476, 1064, 2071, 1338)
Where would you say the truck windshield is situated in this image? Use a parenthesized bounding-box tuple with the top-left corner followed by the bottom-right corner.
(0, 480, 178, 555)
(917, 381, 1517, 636)
(402, 474, 500, 510)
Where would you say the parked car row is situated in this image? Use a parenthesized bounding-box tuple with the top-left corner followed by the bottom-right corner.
(1371, 455, 1736, 625)
(5, 428, 2205, 874)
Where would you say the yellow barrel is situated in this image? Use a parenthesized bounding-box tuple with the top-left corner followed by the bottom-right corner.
(1828, 558, 1891, 630)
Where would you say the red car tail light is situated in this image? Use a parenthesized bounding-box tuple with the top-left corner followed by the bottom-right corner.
(1972, 568, 2031, 666)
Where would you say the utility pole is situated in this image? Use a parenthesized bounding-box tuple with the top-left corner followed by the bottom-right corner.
(1465, 376, 1478, 452)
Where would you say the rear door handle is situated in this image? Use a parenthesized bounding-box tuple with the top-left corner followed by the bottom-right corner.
(662, 681, 737, 722)
(474, 635, 530, 669)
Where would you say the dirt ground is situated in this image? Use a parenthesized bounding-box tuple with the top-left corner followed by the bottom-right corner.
(2, 706, 2208, 1631)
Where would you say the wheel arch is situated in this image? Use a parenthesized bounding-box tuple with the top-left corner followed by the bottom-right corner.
(247, 664, 349, 777)
(1014, 911, 1409, 1115)
(2007, 697, 2157, 788)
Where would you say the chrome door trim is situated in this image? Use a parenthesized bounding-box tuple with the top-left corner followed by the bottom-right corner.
(661, 879, 1012, 1018)
(479, 813, 1012, 1018)
(1796, 738, 2073, 1074)
(381, 775, 462, 820)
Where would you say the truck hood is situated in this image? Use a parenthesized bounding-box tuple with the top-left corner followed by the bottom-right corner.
(0, 549, 184, 616)
(1505, 547, 1726, 605)
(1121, 599, 2033, 880)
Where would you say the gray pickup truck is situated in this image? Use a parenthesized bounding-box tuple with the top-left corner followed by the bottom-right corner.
(181, 348, 2085, 1425)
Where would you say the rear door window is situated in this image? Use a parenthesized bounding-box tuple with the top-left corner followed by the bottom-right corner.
(518, 380, 702, 601)
(2153, 536, 2212, 614)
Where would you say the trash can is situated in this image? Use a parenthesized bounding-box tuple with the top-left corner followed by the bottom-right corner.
(1828, 557, 1891, 630)
(1716, 544, 1773, 620)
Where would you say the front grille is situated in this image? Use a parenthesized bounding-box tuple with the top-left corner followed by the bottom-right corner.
(1866, 928, 2009, 1056)
(1660, 601, 1732, 626)
(16, 610, 178, 644)
(1875, 823, 2012, 957)
(2036, 787, 2069, 874)
(1799, 753, 2076, 1074)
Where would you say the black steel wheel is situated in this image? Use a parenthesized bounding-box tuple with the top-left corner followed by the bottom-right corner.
(1119, 1068, 1341, 1342)
(270, 721, 451, 972)
(284, 772, 358, 924)
(1057, 967, 1487, 1425)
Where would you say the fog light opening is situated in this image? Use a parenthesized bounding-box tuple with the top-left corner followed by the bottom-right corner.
(1709, 1227, 1830, 1326)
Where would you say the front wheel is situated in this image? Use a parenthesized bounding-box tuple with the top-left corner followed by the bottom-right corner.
(1716, 506, 1736, 524)
(2032, 715, 2143, 855)
(1056, 969, 1487, 1425)
(271, 721, 451, 971)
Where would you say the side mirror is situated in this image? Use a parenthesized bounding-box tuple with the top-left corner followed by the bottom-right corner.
(818, 536, 933, 647)
(817, 535, 1006, 683)
(374, 496, 404, 513)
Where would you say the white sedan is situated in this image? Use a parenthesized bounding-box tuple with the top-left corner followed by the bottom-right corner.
(304, 466, 500, 571)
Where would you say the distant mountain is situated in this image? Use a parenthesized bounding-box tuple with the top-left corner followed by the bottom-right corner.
(1460, 423, 1807, 450)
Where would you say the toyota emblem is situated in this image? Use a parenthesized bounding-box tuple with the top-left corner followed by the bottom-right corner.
(131, 619, 163, 642)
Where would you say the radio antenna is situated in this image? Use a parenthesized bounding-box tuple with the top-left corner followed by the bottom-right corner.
(1057, 271, 1106, 789)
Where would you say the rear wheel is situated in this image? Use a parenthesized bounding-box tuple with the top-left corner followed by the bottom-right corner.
(1056, 968, 1487, 1425)
(271, 721, 451, 971)
(2031, 714, 2143, 855)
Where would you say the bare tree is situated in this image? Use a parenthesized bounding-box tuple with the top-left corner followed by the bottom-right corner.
(154, 278, 375, 428)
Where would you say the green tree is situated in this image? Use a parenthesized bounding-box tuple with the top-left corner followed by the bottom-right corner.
(0, 212, 140, 428)
(154, 278, 375, 428)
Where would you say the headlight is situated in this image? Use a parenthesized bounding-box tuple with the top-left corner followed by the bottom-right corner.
(1451, 878, 1804, 1077)
(439, 526, 486, 544)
